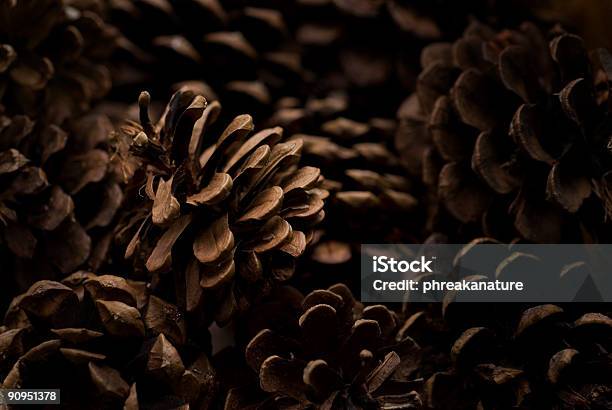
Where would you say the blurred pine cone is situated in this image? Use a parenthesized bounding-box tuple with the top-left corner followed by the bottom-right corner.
(0, 272, 217, 409)
(268, 92, 420, 275)
(114, 87, 326, 325)
(290, 0, 536, 121)
(403, 303, 612, 409)
(0, 1, 123, 314)
(0, 0, 118, 124)
(331, 0, 531, 39)
(106, 0, 530, 122)
(288, 0, 418, 120)
(229, 283, 423, 409)
(0, 106, 123, 312)
(396, 22, 612, 243)
(398, 238, 612, 409)
(106, 0, 305, 120)
(524, 0, 612, 51)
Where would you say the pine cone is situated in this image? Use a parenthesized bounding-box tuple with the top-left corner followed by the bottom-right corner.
(107, 0, 305, 120)
(289, 0, 414, 120)
(331, 0, 531, 39)
(0, 106, 123, 313)
(0, 272, 217, 409)
(292, 0, 536, 122)
(0, 0, 124, 312)
(396, 22, 612, 243)
(268, 92, 420, 271)
(0, 0, 118, 124)
(108, 0, 515, 122)
(398, 238, 612, 409)
(408, 304, 612, 410)
(115, 87, 326, 325)
(229, 283, 423, 409)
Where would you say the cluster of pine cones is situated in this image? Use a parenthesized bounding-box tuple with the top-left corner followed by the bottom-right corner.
(1, 0, 611, 409)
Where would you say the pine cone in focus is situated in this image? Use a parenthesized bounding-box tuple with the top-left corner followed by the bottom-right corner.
(115, 87, 326, 325)
(396, 22, 612, 243)
(0, 0, 117, 124)
(228, 283, 423, 409)
(0, 106, 123, 313)
(398, 238, 612, 409)
(0, 272, 217, 409)
(269, 92, 421, 273)
(107, 0, 305, 120)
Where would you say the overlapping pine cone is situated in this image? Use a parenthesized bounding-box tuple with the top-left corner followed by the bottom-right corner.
(400, 302, 612, 409)
(104, 0, 536, 150)
(329, 0, 529, 40)
(107, 0, 409, 122)
(395, 237, 612, 409)
(0, 0, 123, 313)
(226, 283, 424, 409)
(0, 0, 118, 124)
(0, 106, 123, 313)
(293, 0, 468, 118)
(0, 272, 217, 409)
(114, 86, 327, 325)
(267, 91, 420, 270)
(322, 0, 503, 116)
(395, 21, 612, 243)
(405, 235, 611, 306)
(291, 0, 537, 122)
(277, 0, 416, 121)
(106, 0, 307, 120)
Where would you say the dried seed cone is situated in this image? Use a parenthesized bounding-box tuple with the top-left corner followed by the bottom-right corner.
(0, 272, 217, 409)
(408, 304, 612, 410)
(399, 238, 612, 409)
(289, 0, 534, 123)
(331, 0, 528, 39)
(107, 0, 305, 119)
(269, 92, 420, 268)
(0, 106, 123, 308)
(285, 0, 415, 120)
(396, 22, 612, 243)
(0, 0, 123, 311)
(0, 0, 117, 124)
(115, 87, 326, 325)
(231, 284, 422, 409)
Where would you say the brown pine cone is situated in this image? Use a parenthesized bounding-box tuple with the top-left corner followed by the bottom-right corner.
(397, 238, 612, 409)
(114, 87, 326, 325)
(331, 0, 531, 39)
(291, 0, 536, 122)
(0, 272, 217, 409)
(287, 0, 415, 120)
(0, 106, 123, 313)
(228, 283, 423, 409)
(0, 0, 124, 313)
(409, 305, 612, 410)
(268, 92, 421, 273)
(107, 0, 520, 122)
(396, 22, 612, 243)
(106, 0, 305, 120)
(0, 0, 118, 124)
